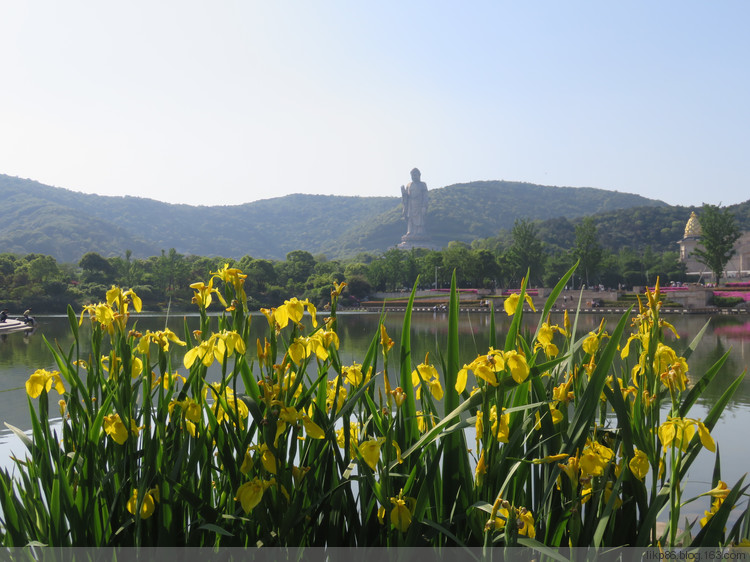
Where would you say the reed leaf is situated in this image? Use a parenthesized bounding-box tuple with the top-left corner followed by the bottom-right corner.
(535, 260, 578, 336)
(399, 278, 420, 443)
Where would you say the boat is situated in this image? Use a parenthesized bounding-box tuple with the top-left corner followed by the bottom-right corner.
(0, 318, 36, 335)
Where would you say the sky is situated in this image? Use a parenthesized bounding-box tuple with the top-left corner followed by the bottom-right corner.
(1, 2, 748, 208)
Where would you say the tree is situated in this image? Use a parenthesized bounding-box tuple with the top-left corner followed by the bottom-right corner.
(573, 217, 603, 287)
(506, 219, 545, 286)
(442, 241, 476, 287)
(693, 204, 741, 283)
(79, 252, 116, 285)
(543, 250, 576, 288)
(366, 249, 406, 292)
(242, 258, 278, 293)
(27, 255, 61, 284)
(470, 248, 500, 288)
(277, 250, 316, 291)
(416, 250, 444, 289)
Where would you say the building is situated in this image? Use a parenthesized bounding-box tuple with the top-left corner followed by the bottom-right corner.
(678, 211, 750, 281)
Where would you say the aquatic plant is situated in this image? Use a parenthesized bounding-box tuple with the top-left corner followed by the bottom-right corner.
(1, 264, 748, 549)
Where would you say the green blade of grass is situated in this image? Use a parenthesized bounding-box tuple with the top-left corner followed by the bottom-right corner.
(399, 278, 420, 444)
(535, 260, 578, 336)
(442, 271, 473, 526)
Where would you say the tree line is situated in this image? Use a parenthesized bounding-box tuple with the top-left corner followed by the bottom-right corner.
(0, 204, 740, 314)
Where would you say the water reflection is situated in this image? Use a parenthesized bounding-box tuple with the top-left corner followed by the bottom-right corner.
(1, 311, 749, 432)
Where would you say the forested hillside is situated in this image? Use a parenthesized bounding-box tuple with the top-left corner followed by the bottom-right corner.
(2, 173, 668, 262)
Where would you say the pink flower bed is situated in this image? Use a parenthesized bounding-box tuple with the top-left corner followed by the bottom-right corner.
(713, 291, 750, 301)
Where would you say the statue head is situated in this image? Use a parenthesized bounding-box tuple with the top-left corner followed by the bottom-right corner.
(410, 168, 421, 182)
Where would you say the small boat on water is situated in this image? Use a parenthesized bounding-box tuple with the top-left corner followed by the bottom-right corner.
(0, 318, 36, 335)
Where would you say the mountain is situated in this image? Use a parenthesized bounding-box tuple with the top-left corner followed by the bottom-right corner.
(1, 173, 668, 263)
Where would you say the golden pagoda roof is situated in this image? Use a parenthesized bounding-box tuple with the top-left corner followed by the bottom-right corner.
(684, 211, 702, 238)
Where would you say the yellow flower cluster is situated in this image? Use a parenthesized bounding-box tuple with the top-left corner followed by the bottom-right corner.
(485, 497, 536, 539)
(411, 353, 443, 400)
(79, 286, 142, 333)
(262, 297, 317, 333)
(183, 330, 246, 369)
(288, 330, 340, 364)
(456, 348, 530, 393)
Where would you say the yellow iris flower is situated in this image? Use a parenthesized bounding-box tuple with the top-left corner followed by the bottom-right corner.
(580, 439, 615, 478)
(168, 396, 202, 423)
(103, 413, 143, 445)
(629, 449, 650, 480)
(274, 297, 317, 329)
(183, 330, 245, 369)
(235, 477, 276, 514)
(411, 353, 444, 400)
(389, 489, 416, 533)
(289, 333, 333, 364)
(207, 386, 249, 429)
(487, 505, 536, 538)
(25, 369, 66, 398)
(137, 328, 186, 354)
(342, 362, 371, 386)
(126, 486, 159, 519)
(336, 422, 360, 459)
(211, 263, 248, 304)
(359, 437, 386, 470)
(380, 324, 394, 354)
(503, 292, 536, 316)
(658, 416, 715, 452)
(190, 278, 226, 310)
(331, 281, 347, 298)
(504, 350, 530, 383)
(535, 321, 564, 358)
(79, 302, 117, 334)
(106, 286, 142, 314)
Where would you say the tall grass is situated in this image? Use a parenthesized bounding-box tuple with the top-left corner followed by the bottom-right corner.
(1, 264, 748, 548)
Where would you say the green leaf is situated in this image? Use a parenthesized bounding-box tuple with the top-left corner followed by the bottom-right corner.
(442, 270, 473, 526)
(399, 277, 420, 443)
(535, 260, 578, 336)
(197, 523, 235, 537)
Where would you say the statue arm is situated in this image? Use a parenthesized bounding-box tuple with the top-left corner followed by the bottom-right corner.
(401, 185, 408, 216)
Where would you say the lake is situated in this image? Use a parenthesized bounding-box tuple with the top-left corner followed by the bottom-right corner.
(2, 310, 749, 507)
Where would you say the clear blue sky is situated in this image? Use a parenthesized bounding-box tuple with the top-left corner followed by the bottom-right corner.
(1, 2, 748, 207)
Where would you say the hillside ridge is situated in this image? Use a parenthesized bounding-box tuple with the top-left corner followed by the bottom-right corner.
(2, 173, 670, 262)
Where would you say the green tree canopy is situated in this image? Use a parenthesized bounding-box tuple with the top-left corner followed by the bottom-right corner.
(693, 204, 742, 283)
(573, 217, 603, 287)
(506, 219, 545, 286)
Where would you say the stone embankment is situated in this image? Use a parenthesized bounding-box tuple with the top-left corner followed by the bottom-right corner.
(356, 287, 749, 315)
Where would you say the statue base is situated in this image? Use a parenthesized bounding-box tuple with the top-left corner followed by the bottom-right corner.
(398, 234, 436, 251)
